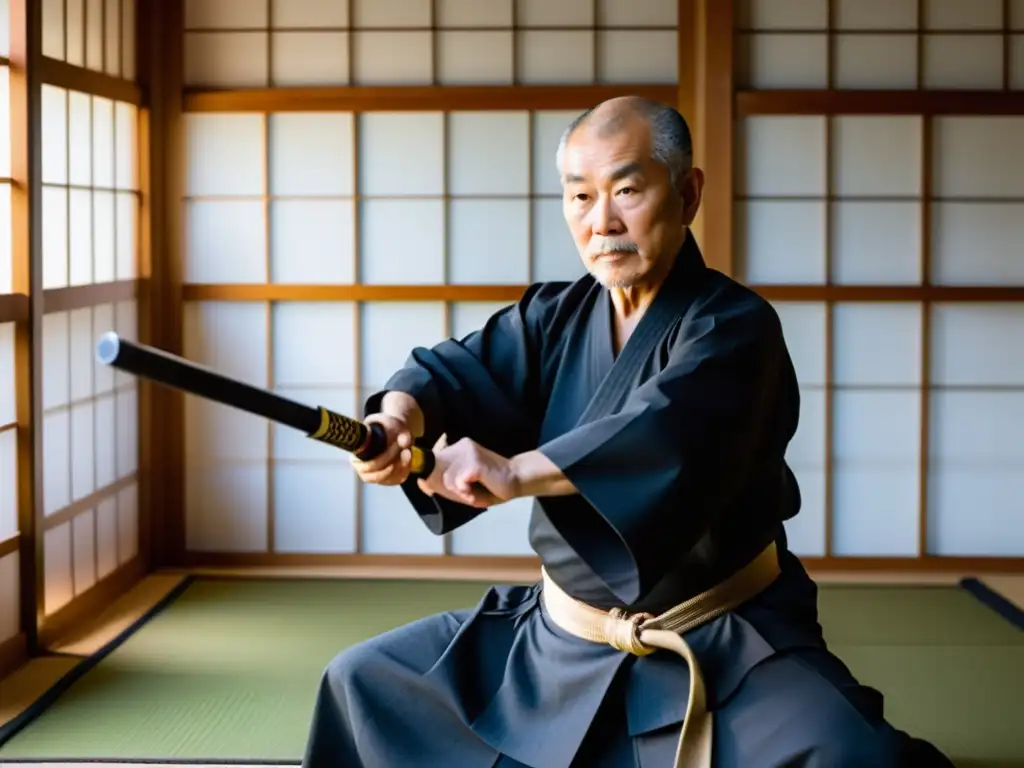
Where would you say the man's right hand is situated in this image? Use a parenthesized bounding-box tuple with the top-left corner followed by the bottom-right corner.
(350, 392, 425, 487)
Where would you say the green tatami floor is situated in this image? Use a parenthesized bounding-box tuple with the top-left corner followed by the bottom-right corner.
(0, 577, 1021, 766)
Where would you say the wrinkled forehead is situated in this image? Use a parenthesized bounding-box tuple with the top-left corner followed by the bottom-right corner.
(560, 124, 656, 185)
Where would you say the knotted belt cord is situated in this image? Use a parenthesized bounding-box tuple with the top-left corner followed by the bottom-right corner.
(540, 541, 781, 768)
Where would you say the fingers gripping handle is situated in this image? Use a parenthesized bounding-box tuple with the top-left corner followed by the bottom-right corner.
(306, 406, 436, 478)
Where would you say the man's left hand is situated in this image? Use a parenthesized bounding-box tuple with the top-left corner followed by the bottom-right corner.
(417, 434, 520, 508)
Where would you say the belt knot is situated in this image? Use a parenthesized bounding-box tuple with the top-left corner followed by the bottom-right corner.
(603, 608, 656, 656)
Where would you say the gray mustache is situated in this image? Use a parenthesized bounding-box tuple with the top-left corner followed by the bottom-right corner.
(589, 239, 639, 256)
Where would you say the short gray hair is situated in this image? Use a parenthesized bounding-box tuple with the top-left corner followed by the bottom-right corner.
(555, 100, 694, 186)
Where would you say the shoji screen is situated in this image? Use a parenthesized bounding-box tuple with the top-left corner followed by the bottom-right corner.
(38, 0, 143, 623)
(735, 0, 1024, 563)
(178, 0, 680, 565)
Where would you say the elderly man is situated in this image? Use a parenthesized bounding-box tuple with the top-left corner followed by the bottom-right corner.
(301, 97, 941, 767)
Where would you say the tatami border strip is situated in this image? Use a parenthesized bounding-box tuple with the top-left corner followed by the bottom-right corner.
(959, 577, 1024, 631)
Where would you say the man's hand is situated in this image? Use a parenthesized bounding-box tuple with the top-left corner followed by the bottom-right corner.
(350, 392, 425, 487)
(417, 435, 521, 508)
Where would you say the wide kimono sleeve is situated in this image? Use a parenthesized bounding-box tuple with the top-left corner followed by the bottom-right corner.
(536, 297, 788, 604)
(363, 281, 572, 535)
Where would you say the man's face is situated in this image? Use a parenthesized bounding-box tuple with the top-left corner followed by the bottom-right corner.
(560, 118, 701, 289)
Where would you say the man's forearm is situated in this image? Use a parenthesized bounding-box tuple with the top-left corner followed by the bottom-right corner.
(509, 450, 578, 499)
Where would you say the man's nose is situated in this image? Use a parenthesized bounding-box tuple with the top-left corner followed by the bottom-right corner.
(590, 196, 623, 235)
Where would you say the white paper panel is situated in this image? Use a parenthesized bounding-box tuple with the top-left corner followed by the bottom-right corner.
(116, 387, 137, 478)
(736, 201, 827, 284)
(94, 190, 116, 283)
(599, 0, 677, 26)
(115, 102, 136, 190)
(184, 0, 265, 28)
(185, 32, 269, 88)
(361, 480, 444, 554)
(832, 117, 921, 197)
(0, 74, 7, 179)
(43, 410, 70, 516)
(773, 302, 827, 386)
(533, 110, 580, 195)
(928, 391, 1024, 555)
(833, 303, 922, 386)
(94, 394, 116, 488)
(186, 114, 264, 197)
(0, 185, 9, 294)
(1012, 36, 1024, 89)
(69, 309, 93, 402)
(449, 200, 530, 284)
(185, 201, 266, 283)
(931, 203, 1024, 286)
(273, 461, 357, 553)
(272, 303, 357, 388)
(448, 112, 529, 196)
(96, 496, 118, 578)
(516, 32, 594, 84)
(270, 200, 355, 284)
(117, 483, 138, 564)
(42, 0, 64, 59)
(830, 202, 921, 285)
(269, 113, 354, 196)
(104, 0, 120, 77)
(930, 304, 1024, 386)
(0, 429, 16, 541)
(360, 302, 446, 389)
(271, 0, 348, 27)
(925, 0, 1002, 29)
(451, 497, 534, 555)
(359, 199, 445, 284)
(42, 187, 68, 289)
(66, 0, 84, 66)
(782, 388, 826, 556)
(923, 35, 1003, 90)
(832, 391, 920, 556)
(116, 192, 137, 280)
(41, 85, 67, 185)
(837, 35, 916, 90)
(597, 31, 677, 84)
(0, 553, 18, 643)
(0, 322, 15, 425)
(186, 464, 269, 552)
(437, 0, 512, 26)
(72, 509, 97, 594)
(44, 522, 73, 615)
(358, 113, 444, 196)
(436, 32, 514, 85)
(42, 312, 70, 410)
(71, 402, 95, 500)
(450, 302, 513, 340)
(121, 0, 136, 77)
(352, 32, 432, 85)
(87, 0, 103, 72)
(354, 0, 430, 27)
(518, 0, 592, 26)
(834, 0, 916, 28)
(271, 32, 349, 86)
(68, 91, 92, 187)
(1013, 0, 1024, 28)
(69, 189, 92, 286)
(92, 98, 114, 189)
(932, 118, 1024, 198)
(737, 0, 828, 28)
(532, 198, 586, 282)
(737, 34, 828, 89)
(737, 117, 825, 197)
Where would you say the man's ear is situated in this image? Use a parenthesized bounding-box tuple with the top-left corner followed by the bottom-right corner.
(680, 167, 705, 226)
